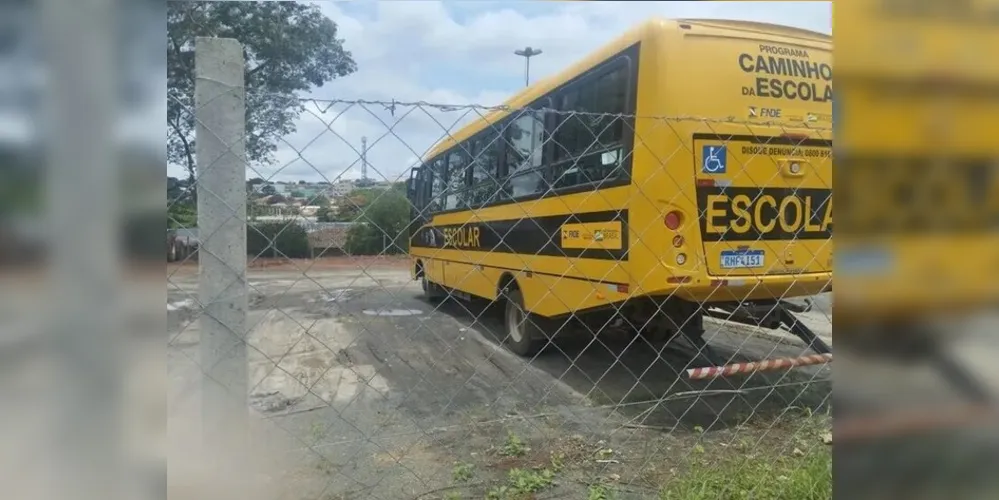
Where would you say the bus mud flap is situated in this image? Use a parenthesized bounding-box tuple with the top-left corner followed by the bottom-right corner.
(777, 307, 832, 355)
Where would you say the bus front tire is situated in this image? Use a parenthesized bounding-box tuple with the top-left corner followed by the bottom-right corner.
(503, 290, 544, 357)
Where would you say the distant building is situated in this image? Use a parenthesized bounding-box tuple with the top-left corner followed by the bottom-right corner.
(328, 179, 356, 198)
(253, 180, 366, 201)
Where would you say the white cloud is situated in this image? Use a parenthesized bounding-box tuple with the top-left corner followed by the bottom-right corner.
(169, 1, 832, 183)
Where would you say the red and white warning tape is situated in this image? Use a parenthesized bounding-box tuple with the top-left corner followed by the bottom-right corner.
(687, 353, 833, 380)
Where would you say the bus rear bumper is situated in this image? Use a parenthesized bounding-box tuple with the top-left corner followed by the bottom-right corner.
(663, 273, 832, 304)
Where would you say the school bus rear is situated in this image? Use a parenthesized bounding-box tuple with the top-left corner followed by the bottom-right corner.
(637, 20, 833, 302)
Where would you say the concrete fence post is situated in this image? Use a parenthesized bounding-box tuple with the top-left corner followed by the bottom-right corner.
(194, 37, 248, 469)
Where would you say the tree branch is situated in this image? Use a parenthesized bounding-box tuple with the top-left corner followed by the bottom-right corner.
(168, 116, 196, 186)
(245, 60, 269, 84)
(168, 33, 194, 88)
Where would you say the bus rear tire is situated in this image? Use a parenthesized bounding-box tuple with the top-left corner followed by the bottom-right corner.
(504, 289, 544, 357)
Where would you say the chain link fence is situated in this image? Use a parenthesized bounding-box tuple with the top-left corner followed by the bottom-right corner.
(167, 38, 832, 500)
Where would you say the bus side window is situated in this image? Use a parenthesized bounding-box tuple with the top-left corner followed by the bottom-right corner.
(429, 157, 446, 213)
(502, 110, 546, 199)
(445, 149, 470, 210)
(552, 62, 629, 189)
(470, 134, 501, 206)
(554, 87, 584, 162)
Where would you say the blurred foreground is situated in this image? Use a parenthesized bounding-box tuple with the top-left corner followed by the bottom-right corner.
(1, 1, 998, 499)
(834, 0, 999, 498)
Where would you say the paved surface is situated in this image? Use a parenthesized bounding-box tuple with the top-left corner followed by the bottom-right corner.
(167, 266, 833, 498)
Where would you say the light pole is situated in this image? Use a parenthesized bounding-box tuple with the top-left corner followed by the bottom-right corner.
(514, 46, 542, 87)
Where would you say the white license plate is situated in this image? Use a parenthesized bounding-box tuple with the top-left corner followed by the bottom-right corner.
(720, 250, 764, 269)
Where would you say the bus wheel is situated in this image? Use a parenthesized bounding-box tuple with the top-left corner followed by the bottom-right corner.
(503, 289, 543, 357)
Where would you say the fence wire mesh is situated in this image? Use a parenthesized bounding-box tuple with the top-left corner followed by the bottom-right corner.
(167, 43, 832, 500)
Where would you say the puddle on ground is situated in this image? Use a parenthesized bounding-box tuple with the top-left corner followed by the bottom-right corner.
(361, 308, 424, 317)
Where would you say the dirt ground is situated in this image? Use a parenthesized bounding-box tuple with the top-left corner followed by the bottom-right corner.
(167, 260, 834, 499)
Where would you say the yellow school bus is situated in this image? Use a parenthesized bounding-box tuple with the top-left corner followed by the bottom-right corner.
(406, 18, 833, 359)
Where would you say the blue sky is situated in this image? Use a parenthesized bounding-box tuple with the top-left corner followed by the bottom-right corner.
(167, 1, 833, 184)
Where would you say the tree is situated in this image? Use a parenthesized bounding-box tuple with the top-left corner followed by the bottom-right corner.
(290, 190, 306, 199)
(167, 176, 197, 228)
(312, 195, 331, 207)
(167, 176, 189, 202)
(344, 189, 411, 255)
(316, 206, 336, 223)
(334, 190, 374, 222)
(260, 184, 277, 196)
(168, 2, 357, 185)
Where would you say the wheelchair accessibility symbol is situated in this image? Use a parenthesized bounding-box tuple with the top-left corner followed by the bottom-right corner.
(702, 145, 727, 174)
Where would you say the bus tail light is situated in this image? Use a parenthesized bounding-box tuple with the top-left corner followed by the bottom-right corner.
(672, 235, 684, 248)
(664, 211, 683, 230)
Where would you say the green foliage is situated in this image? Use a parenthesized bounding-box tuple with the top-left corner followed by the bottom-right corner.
(343, 189, 410, 255)
(499, 432, 528, 457)
(312, 195, 331, 207)
(588, 482, 615, 500)
(659, 446, 831, 500)
(451, 462, 474, 483)
(335, 187, 379, 222)
(168, 203, 197, 229)
(316, 205, 336, 223)
(487, 468, 556, 499)
(166, 176, 197, 229)
(168, 2, 357, 180)
(247, 221, 310, 259)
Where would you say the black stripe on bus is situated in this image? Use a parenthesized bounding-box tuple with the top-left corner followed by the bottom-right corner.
(410, 210, 629, 261)
(417, 259, 630, 288)
(692, 133, 832, 148)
